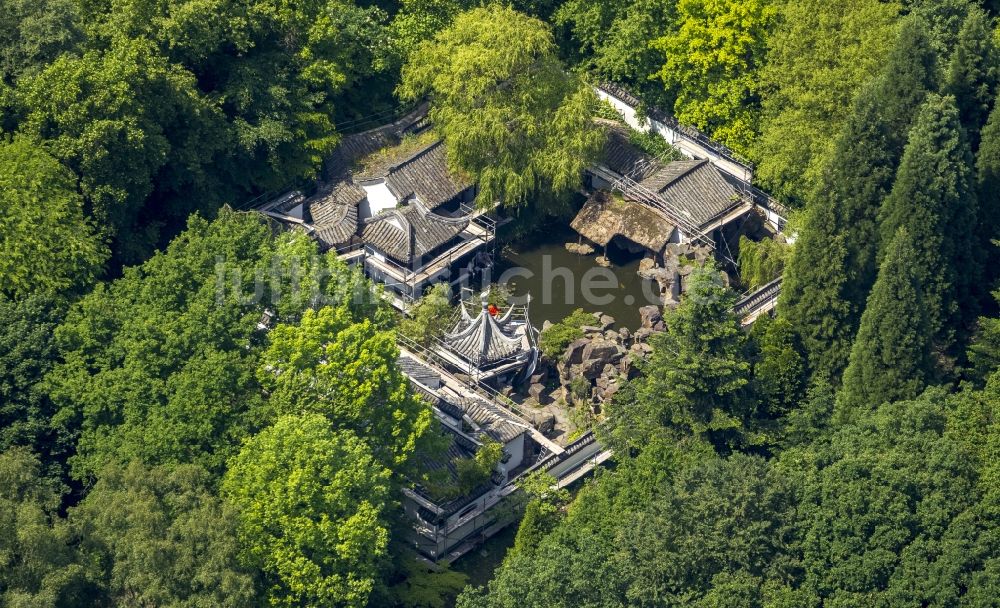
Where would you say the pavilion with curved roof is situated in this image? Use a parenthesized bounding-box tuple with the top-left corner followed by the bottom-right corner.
(434, 291, 538, 382)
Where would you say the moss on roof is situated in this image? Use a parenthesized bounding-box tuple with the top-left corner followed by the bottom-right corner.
(355, 130, 439, 178)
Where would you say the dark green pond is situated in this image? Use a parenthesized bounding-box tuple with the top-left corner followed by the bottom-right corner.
(495, 228, 661, 331)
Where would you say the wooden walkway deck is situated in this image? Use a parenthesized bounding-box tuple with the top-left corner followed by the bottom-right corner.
(398, 344, 565, 456)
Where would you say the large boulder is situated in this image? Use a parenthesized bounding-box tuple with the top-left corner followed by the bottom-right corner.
(529, 368, 549, 386)
(631, 341, 654, 356)
(595, 364, 617, 389)
(565, 242, 595, 255)
(528, 411, 556, 434)
(633, 327, 654, 343)
(578, 358, 606, 380)
(598, 314, 616, 330)
(563, 338, 591, 365)
(639, 305, 663, 329)
(582, 339, 621, 365)
(528, 382, 549, 403)
(603, 381, 620, 401)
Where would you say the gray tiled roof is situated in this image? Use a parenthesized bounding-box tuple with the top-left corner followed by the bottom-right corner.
(640, 159, 740, 227)
(639, 160, 702, 191)
(459, 397, 527, 444)
(420, 428, 479, 482)
(443, 300, 526, 367)
(361, 202, 469, 264)
(307, 182, 364, 250)
(356, 140, 472, 208)
(259, 190, 306, 213)
(595, 118, 657, 179)
(323, 103, 429, 181)
(398, 356, 442, 388)
(430, 390, 526, 445)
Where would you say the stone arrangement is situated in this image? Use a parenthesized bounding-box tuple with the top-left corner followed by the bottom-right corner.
(521, 306, 667, 426)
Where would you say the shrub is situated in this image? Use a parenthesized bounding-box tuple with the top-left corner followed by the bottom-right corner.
(737, 236, 788, 290)
(539, 308, 596, 359)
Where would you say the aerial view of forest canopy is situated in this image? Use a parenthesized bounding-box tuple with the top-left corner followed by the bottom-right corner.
(2, 0, 1000, 606)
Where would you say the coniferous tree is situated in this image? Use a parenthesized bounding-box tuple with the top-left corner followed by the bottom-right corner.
(825, 83, 897, 311)
(904, 0, 974, 56)
(877, 93, 979, 352)
(781, 18, 937, 381)
(780, 201, 854, 382)
(608, 266, 751, 451)
(968, 289, 1000, 384)
(942, 6, 999, 151)
(975, 95, 1000, 289)
(819, 87, 903, 320)
(875, 15, 939, 155)
(750, 315, 807, 421)
(835, 15, 937, 311)
(837, 228, 934, 419)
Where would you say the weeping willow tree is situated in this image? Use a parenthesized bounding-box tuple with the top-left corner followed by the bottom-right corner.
(397, 5, 605, 208)
(738, 236, 789, 290)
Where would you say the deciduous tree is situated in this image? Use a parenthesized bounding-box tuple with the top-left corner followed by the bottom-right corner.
(223, 413, 392, 608)
(15, 38, 229, 263)
(0, 138, 107, 299)
(0, 0, 81, 84)
(46, 210, 379, 481)
(783, 387, 991, 605)
(260, 305, 433, 468)
(554, 0, 675, 101)
(651, 0, 776, 153)
(458, 454, 794, 607)
(398, 5, 604, 208)
(755, 0, 900, 202)
(0, 295, 64, 466)
(0, 448, 97, 606)
(400, 282, 453, 347)
(73, 461, 255, 607)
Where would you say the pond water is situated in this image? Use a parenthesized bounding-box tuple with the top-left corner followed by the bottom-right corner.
(494, 227, 660, 331)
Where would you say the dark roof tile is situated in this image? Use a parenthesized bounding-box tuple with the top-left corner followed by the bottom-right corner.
(640, 159, 740, 227)
(356, 140, 472, 208)
(361, 202, 469, 264)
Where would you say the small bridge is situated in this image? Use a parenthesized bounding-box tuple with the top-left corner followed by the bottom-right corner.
(733, 277, 782, 325)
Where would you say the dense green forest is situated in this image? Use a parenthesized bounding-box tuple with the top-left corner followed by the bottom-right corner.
(3, 0, 1000, 606)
